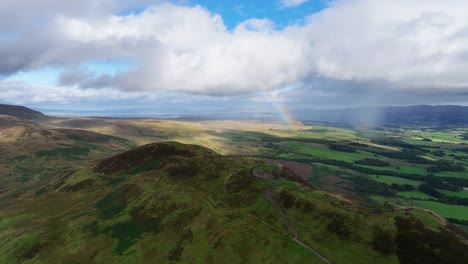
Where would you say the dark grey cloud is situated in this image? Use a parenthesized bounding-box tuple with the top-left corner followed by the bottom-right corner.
(282, 78, 468, 109)
(59, 69, 94, 86)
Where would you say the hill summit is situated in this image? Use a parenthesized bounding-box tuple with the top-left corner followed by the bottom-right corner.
(0, 104, 46, 119)
(1, 141, 467, 263)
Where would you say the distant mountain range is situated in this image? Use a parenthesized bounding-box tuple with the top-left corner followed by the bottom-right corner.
(2, 104, 468, 125)
(295, 105, 468, 126)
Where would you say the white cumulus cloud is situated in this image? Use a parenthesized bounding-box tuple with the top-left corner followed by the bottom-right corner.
(51, 5, 312, 94)
(302, 0, 468, 88)
(2, 0, 468, 99)
(279, 0, 310, 9)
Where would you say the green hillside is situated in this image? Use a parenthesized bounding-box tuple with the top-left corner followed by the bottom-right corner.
(1, 142, 467, 263)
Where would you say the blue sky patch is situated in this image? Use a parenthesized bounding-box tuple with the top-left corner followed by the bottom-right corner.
(188, 0, 328, 29)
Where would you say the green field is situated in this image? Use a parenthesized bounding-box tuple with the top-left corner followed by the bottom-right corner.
(397, 191, 435, 200)
(2, 112, 468, 263)
(414, 201, 468, 220)
(356, 165, 397, 172)
(434, 171, 468, 179)
(398, 166, 428, 175)
(278, 141, 380, 162)
(369, 175, 423, 187)
(437, 189, 468, 198)
(295, 126, 358, 141)
(403, 130, 465, 144)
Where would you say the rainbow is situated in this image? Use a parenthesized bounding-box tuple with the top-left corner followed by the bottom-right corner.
(273, 98, 297, 128)
(270, 84, 301, 129)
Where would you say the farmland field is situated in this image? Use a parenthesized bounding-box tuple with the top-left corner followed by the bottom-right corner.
(397, 191, 435, 200)
(414, 201, 468, 220)
(437, 189, 468, 198)
(369, 175, 423, 187)
(1, 111, 468, 263)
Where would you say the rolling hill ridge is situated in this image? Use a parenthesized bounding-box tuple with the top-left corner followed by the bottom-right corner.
(1, 141, 467, 263)
(0, 104, 47, 120)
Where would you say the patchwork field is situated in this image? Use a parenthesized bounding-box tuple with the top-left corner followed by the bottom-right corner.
(43, 118, 468, 221)
(32, 117, 468, 224)
(1, 112, 468, 263)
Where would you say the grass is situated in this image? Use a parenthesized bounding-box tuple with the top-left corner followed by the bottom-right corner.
(0, 215, 17, 231)
(276, 153, 309, 161)
(36, 146, 90, 160)
(0, 140, 404, 263)
(286, 242, 327, 263)
(296, 127, 358, 141)
(369, 175, 423, 187)
(397, 166, 427, 175)
(437, 189, 468, 198)
(2, 117, 468, 263)
(15, 232, 41, 259)
(65, 169, 95, 185)
(397, 191, 435, 200)
(95, 187, 129, 219)
(356, 165, 395, 172)
(403, 207, 443, 231)
(434, 171, 468, 179)
(403, 130, 465, 144)
(278, 141, 378, 163)
(14, 165, 45, 182)
(108, 218, 161, 254)
(414, 200, 468, 220)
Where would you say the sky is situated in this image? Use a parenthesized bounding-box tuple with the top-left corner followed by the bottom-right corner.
(1, 0, 468, 117)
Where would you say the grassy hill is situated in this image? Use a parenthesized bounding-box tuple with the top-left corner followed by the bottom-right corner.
(0, 115, 136, 206)
(1, 141, 467, 263)
(0, 104, 47, 120)
(0, 104, 467, 263)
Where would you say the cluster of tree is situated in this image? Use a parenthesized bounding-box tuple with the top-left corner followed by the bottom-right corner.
(369, 149, 434, 164)
(265, 149, 468, 206)
(302, 121, 354, 129)
(306, 158, 425, 180)
(328, 143, 357, 153)
(456, 147, 468, 153)
(394, 216, 468, 264)
(419, 183, 468, 206)
(427, 161, 465, 173)
(354, 158, 390, 167)
(260, 152, 468, 189)
(416, 176, 468, 205)
(390, 183, 415, 192)
(325, 211, 359, 240)
(370, 138, 421, 150)
(432, 149, 445, 157)
(349, 142, 368, 147)
(261, 136, 330, 144)
(448, 154, 468, 160)
(437, 175, 468, 187)
(424, 175, 462, 191)
(350, 176, 415, 196)
(447, 218, 468, 226)
(350, 176, 396, 196)
(286, 155, 468, 187)
(347, 169, 468, 206)
(371, 225, 395, 255)
(461, 133, 468, 140)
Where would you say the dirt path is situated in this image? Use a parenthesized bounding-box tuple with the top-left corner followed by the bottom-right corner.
(265, 188, 332, 264)
(266, 188, 298, 239)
